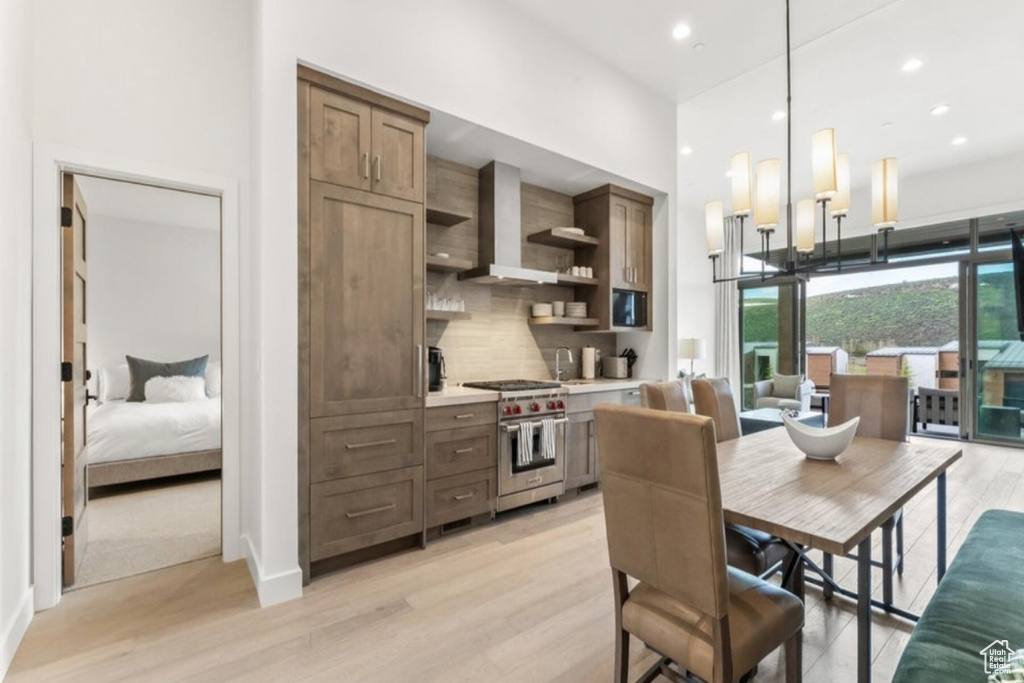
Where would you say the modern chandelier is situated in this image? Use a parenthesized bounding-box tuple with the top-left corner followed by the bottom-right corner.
(704, 0, 899, 283)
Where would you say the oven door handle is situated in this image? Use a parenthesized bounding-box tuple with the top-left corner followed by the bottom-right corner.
(502, 417, 568, 432)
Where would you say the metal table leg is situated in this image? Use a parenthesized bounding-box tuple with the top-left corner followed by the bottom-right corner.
(937, 471, 947, 582)
(858, 537, 872, 683)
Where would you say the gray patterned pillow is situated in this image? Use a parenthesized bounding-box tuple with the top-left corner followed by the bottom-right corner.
(126, 355, 208, 402)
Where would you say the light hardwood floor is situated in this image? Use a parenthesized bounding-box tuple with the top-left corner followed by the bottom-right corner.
(9, 438, 1023, 682)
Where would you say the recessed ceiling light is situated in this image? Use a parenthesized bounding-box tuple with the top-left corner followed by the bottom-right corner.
(771, 110, 787, 121)
(902, 57, 924, 72)
(931, 104, 950, 116)
(672, 23, 692, 41)
(692, 42, 706, 52)
(725, 170, 734, 178)
(680, 146, 693, 155)
(952, 136, 967, 146)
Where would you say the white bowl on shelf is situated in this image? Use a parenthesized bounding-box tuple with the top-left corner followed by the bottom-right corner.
(782, 414, 860, 461)
(558, 227, 585, 236)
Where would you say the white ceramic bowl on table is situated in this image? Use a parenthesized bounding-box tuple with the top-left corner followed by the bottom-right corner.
(782, 414, 860, 461)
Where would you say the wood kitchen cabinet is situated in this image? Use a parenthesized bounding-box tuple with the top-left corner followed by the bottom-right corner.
(564, 411, 598, 490)
(308, 181, 424, 418)
(308, 71, 425, 202)
(425, 404, 498, 528)
(299, 67, 430, 582)
(573, 185, 654, 332)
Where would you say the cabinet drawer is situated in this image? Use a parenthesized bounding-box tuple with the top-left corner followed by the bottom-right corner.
(426, 403, 496, 432)
(310, 466, 423, 561)
(621, 388, 642, 407)
(426, 469, 495, 528)
(426, 425, 496, 480)
(311, 410, 423, 482)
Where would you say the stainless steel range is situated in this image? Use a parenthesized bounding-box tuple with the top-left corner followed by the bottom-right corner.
(462, 380, 568, 512)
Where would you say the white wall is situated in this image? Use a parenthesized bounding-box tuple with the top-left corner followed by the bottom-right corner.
(0, 0, 34, 675)
(86, 215, 221, 374)
(251, 0, 679, 598)
(32, 0, 256, 600)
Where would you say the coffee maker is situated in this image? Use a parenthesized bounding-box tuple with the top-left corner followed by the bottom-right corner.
(428, 347, 446, 392)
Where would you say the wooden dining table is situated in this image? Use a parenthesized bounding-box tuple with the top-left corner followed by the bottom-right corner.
(716, 428, 963, 683)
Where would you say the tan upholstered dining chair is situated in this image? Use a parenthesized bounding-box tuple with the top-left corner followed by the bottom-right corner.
(639, 378, 692, 413)
(822, 374, 909, 604)
(687, 377, 790, 579)
(595, 405, 804, 683)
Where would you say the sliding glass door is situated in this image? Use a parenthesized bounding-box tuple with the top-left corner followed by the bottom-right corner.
(972, 261, 1024, 443)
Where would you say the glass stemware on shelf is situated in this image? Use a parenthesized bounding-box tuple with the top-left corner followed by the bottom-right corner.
(427, 291, 465, 313)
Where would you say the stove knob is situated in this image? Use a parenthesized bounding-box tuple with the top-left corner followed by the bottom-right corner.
(530, 402, 540, 412)
(547, 400, 556, 409)
(504, 405, 513, 416)
(556, 400, 565, 409)
(514, 404, 523, 415)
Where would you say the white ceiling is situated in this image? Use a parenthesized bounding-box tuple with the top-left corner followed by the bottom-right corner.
(503, 0, 1024, 210)
(76, 176, 220, 231)
(502, 0, 903, 102)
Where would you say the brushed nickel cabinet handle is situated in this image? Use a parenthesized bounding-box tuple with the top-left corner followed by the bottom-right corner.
(345, 438, 397, 450)
(627, 390, 640, 396)
(416, 343, 423, 398)
(374, 155, 381, 181)
(454, 447, 475, 454)
(454, 414, 474, 420)
(453, 492, 476, 501)
(345, 503, 396, 519)
(527, 476, 543, 485)
(362, 152, 370, 179)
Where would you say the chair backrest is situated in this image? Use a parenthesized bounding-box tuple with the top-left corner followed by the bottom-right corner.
(595, 404, 730, 619)
(692, 377, 742, 442)
(640, 379, 692, 413)
(829, 373, 909, 441)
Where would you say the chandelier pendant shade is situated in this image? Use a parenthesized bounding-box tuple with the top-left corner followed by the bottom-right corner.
(731, 152, 753, 216)
(872, 157, 899, 229)
(754, 159, 781, 231)
(812, 128, 838, 200)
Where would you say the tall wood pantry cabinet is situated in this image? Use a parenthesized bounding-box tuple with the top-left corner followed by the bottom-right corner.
(298, 66, 429, 582)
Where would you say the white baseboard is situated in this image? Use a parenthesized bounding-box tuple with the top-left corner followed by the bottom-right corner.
(1, 586, 34, 680)
(241, 534, 302, 607)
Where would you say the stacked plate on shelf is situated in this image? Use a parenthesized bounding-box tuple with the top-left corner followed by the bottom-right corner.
(565, 302, 588, 318)
(531, 303, 554, 318)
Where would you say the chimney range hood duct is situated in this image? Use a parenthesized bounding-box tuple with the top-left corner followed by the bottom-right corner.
(458, 161, 558, 286)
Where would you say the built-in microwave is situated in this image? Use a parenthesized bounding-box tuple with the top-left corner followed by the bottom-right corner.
(612, 289, 648, 328)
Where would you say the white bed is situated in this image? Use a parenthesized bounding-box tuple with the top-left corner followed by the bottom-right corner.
(85, 360, 223, 488)
(87, 398, 221, 464)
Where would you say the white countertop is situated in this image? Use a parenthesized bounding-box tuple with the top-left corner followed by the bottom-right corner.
(426, 378, 658, 406)
(425, 386, 500, 408)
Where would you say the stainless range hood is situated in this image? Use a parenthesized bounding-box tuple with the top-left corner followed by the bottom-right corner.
(458, 161, 558, 286)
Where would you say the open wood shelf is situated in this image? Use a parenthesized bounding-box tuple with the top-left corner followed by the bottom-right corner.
(527, 228, 600, 249)
(427, 310, 472, 321)
(528, 316, 600, 328)
(426, 206, 472, 228)
(426, 254, 474, 273)
(557, 273, 599, 287)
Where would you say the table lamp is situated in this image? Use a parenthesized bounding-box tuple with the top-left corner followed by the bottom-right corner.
(678, 337, 706, 376)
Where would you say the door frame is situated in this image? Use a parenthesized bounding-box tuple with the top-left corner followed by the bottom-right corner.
(32, 143, 242, 610)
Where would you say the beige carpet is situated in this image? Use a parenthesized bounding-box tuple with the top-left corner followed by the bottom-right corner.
(72, 474, 221, 589)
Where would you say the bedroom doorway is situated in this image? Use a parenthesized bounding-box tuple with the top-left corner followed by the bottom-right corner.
(61, 173, 223, 590)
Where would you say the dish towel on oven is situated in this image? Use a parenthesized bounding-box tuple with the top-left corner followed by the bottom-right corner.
(539, 418, 556, 462)
(517, 421, 534, 467)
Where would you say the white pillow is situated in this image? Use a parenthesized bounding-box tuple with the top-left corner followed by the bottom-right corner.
(144, 375, 207, 403)
(205, 360, 222, 398)
(98, 364, 131, 402)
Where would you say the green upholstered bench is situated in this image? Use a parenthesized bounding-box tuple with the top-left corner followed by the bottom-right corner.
(892, 509, 1024, 682)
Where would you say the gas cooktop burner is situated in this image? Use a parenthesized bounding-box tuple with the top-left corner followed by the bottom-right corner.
(463, 379, 563, 392)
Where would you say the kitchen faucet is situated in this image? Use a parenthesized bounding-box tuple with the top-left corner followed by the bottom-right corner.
(555, 347, 573, 382)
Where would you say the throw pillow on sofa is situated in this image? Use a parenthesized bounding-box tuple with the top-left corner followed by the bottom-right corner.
(772, 373, 804, 399)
